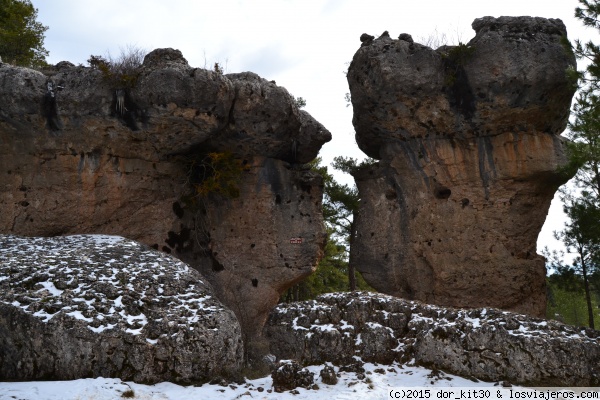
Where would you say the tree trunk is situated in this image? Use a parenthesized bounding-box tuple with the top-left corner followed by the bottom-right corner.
(348, 219, 357, 291)
(592, 161, 600, 198)
(582, 256, 596, 329)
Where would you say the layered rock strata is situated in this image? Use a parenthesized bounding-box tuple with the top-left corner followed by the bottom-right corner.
(265, 292, 600, 386)
(346, 17, 577, 316)
(0, 234, 243, 383)
(0, 49, 330, 341)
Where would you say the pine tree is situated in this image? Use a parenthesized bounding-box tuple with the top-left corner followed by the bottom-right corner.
(0, 0, 48, 67)
(550, 0, 600, 328)
(548, 192, 600, 328)
(282, 157, 374, 301)
(329, 156, 376, 290)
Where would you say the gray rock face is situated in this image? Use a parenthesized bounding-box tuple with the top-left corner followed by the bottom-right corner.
(349, 17, 574, 159)
(205, 71, 330, 163)
(0, 234, 243, 384)
(265, 292, 600, 386)
(346, 17, 577, 316)
(0, 48, 329, 343)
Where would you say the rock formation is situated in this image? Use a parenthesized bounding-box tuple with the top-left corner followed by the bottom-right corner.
(0, 48, 330, 344)
(271, 360, 315, 392)
(265, 292, 600, 386)
(346, 17, 577, 316)
(0, 234, 243, 383)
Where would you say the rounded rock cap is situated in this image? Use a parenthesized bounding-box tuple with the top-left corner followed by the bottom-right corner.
(143, 48, 189, 69)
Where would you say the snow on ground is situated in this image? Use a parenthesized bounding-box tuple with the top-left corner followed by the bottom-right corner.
(0, 362, 516, 400)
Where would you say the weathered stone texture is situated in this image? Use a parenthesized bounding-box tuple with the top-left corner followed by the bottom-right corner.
(178, 157, 327, 339)
(346, 17, 577, 316)
(271, 360, 315, 392)
(0, 234, 243, 383)
(0, 48, 330, 340)
(265, 292, 600, 386)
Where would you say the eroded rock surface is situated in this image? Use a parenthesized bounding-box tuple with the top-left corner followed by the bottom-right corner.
(346, 17, 577, 315)
(265, 292, 600, 386)
(0, 48, 330, 341)
(271, 360, 315, 393)
(180, 156, 327, 340)
(0, 234, 243, 383)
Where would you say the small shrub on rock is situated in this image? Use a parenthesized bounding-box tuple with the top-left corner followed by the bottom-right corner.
(88, 45, 146, 89)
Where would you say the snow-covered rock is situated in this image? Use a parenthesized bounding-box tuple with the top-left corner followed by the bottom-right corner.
(265, 292, 600, 386)
(0, 234, 243, 384)
(271, 360, 315, 392)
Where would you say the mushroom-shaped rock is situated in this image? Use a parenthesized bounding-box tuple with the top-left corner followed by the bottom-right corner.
(346, 17, 577, 316)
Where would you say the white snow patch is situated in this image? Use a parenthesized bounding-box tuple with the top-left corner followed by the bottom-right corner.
(33, 310, 56, 323)
(66, 310, 93, 323)
(113, 296, 123, 308)
(340, 319, 354, 330)
(292, 316, 308, 331)
(311, 323, 337, 332)
(464, 316, 481, 328)
(126, 327, 144, 335)
(355, 333, 363, 346)
(88, 323, 116, 333)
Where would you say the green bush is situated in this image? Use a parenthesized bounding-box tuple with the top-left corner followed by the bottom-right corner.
(88, 45, 146, 88)
(191, 152, 249, 199)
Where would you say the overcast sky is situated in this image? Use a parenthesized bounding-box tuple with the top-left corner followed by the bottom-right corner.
(32, 0, 597, 262)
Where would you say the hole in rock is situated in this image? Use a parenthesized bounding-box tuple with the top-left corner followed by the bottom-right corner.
(434, 186, 452, 199)
(172, 202, 184, 219)
(212, 258, 225, 272)
(385, 190, 397, 200)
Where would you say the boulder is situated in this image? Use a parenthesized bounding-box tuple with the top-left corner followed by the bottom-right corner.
(346, 17, 577, 316)
(271, 360, 315, 392)
(0, 234, 243, 384)
(0, 48, 330, 343)
(319, 365, 338, 385)
(264, 292, 600, 386)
